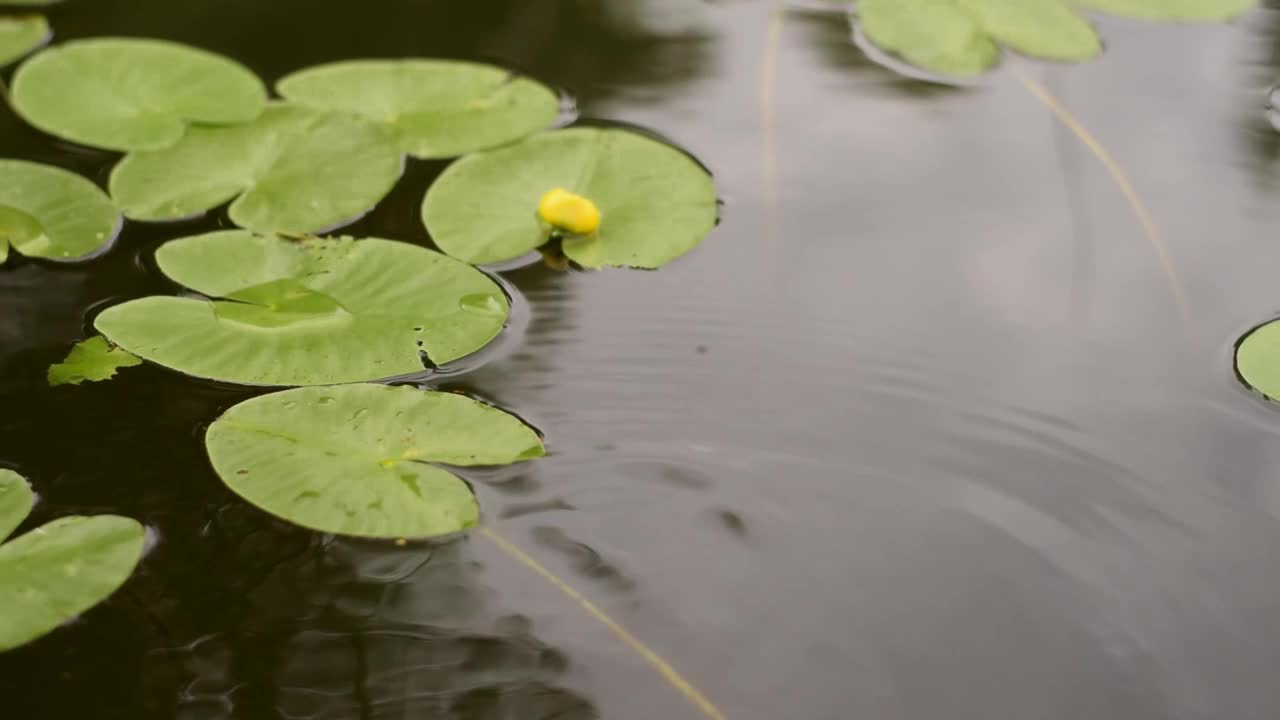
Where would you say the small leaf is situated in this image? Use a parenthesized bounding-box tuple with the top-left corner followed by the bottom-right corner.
(0, 15, 48, 68)
(853, 0, 1254, 79)
(109, 103, 403, 234)
(277, 59, 560, 159)
(856, 0, 1001, 78)
(0, 470, 145, 652)
(957, 0, 1099, 62)
(11, 37, 266, 152)
(422, 127, 718, 269)
(1236, 319, 1280, 401)
(0, 160, 120, 263)
(205, 384, 545, 538)
(47, 336, 142, 387)
(0, 469, 34, 543)
(95, 231, 509, 386)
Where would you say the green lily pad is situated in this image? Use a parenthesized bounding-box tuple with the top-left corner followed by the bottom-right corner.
(1236, 319, 1280, 402)
(109, 103, 403, 234)
(855, 0, 1099, 78)
(0, 160, 120, 264)
(422, 127, 718, 268)
(94, 231, 509, 386)
(11, 38, 266, 152)
(206, 384, 545, 538)
(854, 0, 1255, 78)
(0, 15, 48, 68)
(0, 469, 145, 652)
(277, 59, 560, 159)
(47, 336, 142, 387)
(0, 470, 33, 544)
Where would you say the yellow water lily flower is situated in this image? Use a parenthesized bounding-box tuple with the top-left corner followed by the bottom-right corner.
(537, 187, 600, 235)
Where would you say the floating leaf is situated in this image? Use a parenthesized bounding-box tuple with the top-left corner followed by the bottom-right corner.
(0, 160, 120, 264)
(95, 231, 509, 386)
(0, 470, 34, 543)
(0, 15, 48, 68)
(47, 336, 142, 387)
(855, 0, 1098, 78)
(855, 0, 1001, 77)
(11, 38, 266, 152)
(277, 59, 560, 159)
(109, 104, 402, 234)
(422, 127, 717, 268)
(853, 0, 1255, 78)
(1236, 319, 1280, 401)
(206, 384, 544, 538)
(0, 469, 145, 652)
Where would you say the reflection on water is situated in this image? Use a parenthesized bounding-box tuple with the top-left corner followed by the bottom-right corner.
(7, 0, 1280, 719)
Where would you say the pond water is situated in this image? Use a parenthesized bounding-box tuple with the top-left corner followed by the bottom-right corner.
(5, 1, 1280, 718)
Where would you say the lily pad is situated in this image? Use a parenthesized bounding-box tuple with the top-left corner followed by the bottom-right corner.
(47, 336, 142, 387)
(277, 59, 560, 159)
(94, 231, 509, 386)
(422, 127, 718, 268)
(853, 0, 1255, 78)
(205, 384, 544, 538)
(0, 15, 48, 68)
(11, 38, 267, 152)
(109, 103, 403, 234)
(1236, 319, 1280, 401)
(0, 160, 121, 264)
(0, 469, 145, 652)
(854, 0, 1097, 78)
(0, 470, 33, 544)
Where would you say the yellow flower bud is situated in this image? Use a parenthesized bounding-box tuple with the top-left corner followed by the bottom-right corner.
(537, 188, 601, 235)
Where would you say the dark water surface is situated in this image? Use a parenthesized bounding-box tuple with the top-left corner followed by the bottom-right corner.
(6, 1, 1280, 718)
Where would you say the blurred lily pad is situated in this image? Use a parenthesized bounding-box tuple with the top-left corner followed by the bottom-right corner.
(11, 37, 266, 151)
(109, 104, 403, 234)
(422, 127, 717, 268)
(277, 59, 559, 159)
(1236, 319, 1280, 402)
(47, 336, 142, 387)
(206, 384, 545, 538)
(0, 160, 120, 264)
(0, 469, 145, 652)
(0, 15, 48, 67)
(854, 0, 1255, 78)
(95, 231, 509, 386)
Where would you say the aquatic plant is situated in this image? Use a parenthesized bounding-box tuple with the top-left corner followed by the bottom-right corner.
(47, 336, 141, 387)
(11, 38, 266, 151)
(277, 59, 560, 159)
(0, 160, 120, 265)
(109, 104, 403, 234)
(205, 384, 544, 538)
(423, 127, 717, 268)
(852, 0, 1257, 78)
(0, 470, 145, 652)
(0, 14, 46, 67)
(1235, 320, 1280, 402)
(95, 231, 510, 386)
